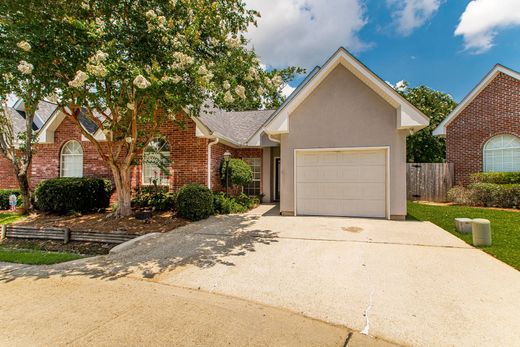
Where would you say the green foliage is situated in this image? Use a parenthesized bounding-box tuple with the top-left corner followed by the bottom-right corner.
(220, 159, 253, 187)
(471, 172, 520, 185)
(448, 183, 520, 209)
(176, 184, 214, 221)
(132, 191, 176, 211)
(0, 189, 21, 210)
(395, 83, 457, 163)
(213, 192, 259, 214)
(34, 177, 112, 213)
(213, 192, 247, 214)
(0, 247, 82, 265)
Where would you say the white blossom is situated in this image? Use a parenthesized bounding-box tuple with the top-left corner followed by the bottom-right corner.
(172, 52, 194, 69)
(202, 72, 213, 83)
(264, 76, 272, 87)
(272, 75, 283, 88)
(68, 70, 89, 88)
(257, 87, 265, 96)
(145, 10, 157, 19)
(223, 91, 234, 103)
(95, 18, 106, 34)
(17, 60, 33, 75)
(16, 41, 31, 52)
(235, 85, 246, 99)
(81, 1, 89, 10)
(170, 0, 177, 6)
(133, 75, 151, 89)
(223, 81, 230, 90)
(198, 65, 208, 75)
(89, 50, 108, 64)
(87, 63, 107, 77)
(226, 37, 241, 49)
(162, 75, 182, 84)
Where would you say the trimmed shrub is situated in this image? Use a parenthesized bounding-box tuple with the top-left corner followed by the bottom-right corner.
(34, 177, 112, 213)
(132, 191, 176, 211)
(468, 183, 520, 208)
(213, 192, 261, 215)
(213, 192, 247, 214)
(176, 184, 214, 221)
(220, 159, 253, 187)
(471, 172, 520, 185)
(447, 186, 475, 206)
(0, 189, 21, 210)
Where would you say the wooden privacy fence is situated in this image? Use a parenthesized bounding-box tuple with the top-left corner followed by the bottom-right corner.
(0, 225, 137, 244)
(407, 163, 455, 202)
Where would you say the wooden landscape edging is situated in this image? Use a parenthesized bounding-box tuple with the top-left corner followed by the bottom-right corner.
(3, 225, 137, 244)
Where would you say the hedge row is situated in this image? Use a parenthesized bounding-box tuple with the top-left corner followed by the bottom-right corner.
(448, 183, 520, 209)
(471, 172, 520, 185)
(34, 177, 112, 213)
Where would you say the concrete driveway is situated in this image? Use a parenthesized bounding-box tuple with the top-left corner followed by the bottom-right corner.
(152, 205, 520, 346)
(3, 204, 520, 346)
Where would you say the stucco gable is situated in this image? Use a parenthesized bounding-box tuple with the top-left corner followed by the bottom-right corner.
(257, 47, 429, 140)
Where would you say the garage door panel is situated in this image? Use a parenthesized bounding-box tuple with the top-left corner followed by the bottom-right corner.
(297, 165, 386, 183)
(297, 182, 385, 200)
(296, 149, 387, 218)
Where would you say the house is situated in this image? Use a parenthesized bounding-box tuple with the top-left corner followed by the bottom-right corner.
(434, 65, 520, 185)
(0, 48, 429, 219)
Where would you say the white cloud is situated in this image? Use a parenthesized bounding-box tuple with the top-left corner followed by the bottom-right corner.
(386, 0, 443, 36)
(245, 0, 368, 69)
(455, 0, 520, 53)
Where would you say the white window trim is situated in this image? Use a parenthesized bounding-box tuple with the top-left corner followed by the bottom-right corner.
(60, 140, 84, 178)
(243, 157, 262, 196)
(483, 134, 520, 173)
(142, 138, 171, 186)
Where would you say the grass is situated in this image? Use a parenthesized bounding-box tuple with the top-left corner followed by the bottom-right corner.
(0, 212, 82, 265)
(0, 212, 25, 225)
(408, 201, 520, 271)
(0, 247, 82, 265)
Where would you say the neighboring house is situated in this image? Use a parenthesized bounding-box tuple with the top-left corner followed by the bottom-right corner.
(0, 48, 429, 219)
(434, 65, 520, 185)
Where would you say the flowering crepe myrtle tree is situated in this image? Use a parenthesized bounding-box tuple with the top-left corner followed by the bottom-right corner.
(3, 0, 301, 217)
(0, 5, 62, 212)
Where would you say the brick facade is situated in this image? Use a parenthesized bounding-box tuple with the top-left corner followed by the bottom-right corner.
(0, 115, 266, 198)
(446, 72, 520, 185)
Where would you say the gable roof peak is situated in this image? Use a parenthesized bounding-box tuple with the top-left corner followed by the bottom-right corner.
(433, 64, 520, 136)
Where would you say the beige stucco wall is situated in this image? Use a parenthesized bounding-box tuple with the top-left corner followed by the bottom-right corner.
(280, 65, 408, 218)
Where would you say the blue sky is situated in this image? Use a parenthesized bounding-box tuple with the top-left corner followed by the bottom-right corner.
(246, 0, 520, 102)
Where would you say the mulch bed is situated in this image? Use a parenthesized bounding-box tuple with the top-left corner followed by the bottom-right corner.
(13, 210, 189, 235)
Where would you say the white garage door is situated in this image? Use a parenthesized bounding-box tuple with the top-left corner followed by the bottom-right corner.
(296, 149, 387, 218)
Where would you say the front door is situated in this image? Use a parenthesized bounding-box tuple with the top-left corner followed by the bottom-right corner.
(274, 157, 281, 201)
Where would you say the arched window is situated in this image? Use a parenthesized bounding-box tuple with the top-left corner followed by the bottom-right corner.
(484, 135, 520, 172)
(60, 140, 83, 177)
(143, 138, 171, 186)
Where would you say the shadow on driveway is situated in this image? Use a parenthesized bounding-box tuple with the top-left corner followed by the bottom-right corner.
(0, 214, 278, 283)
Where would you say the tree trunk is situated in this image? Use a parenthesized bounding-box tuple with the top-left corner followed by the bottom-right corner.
(17, 173, 32, 213)
(111, 164, 132, 217)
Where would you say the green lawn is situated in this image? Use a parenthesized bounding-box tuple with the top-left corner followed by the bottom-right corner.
(408, 202, 520, 271)
(0, 247, 82, 265)
(0, 212, 82, 265)
(0, 212, 24, 225)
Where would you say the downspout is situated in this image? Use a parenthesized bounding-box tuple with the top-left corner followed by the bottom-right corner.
(207, 137, 219, 190)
